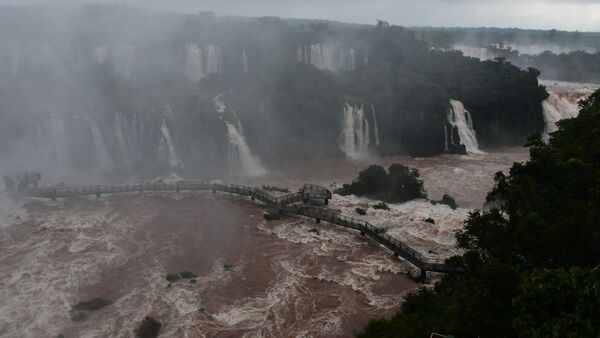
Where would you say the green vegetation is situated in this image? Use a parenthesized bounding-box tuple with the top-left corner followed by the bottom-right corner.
(337, 164, 427, 203)
(136, 316, 161, 338)
(359, 90, 600, 338)
(223, 264, 234, 272)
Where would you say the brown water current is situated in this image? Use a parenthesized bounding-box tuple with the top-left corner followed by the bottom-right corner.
(0, 148, 528, 337)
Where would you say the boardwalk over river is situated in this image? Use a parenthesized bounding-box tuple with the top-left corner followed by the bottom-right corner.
(17, 180, 461, 279)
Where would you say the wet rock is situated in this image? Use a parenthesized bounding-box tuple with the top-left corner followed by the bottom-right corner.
(179, 271, 197, 279)
(431, 194, 458, 210)
(355, 207, 367, 216)
(136, 316, 161, 338)
(372, 202, 390, 211)
(166, 273, 180, 282)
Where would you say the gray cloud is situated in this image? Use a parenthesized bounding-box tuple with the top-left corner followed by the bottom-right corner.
(0, 0, 599, 31)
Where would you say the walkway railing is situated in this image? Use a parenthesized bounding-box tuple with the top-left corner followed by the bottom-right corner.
(19, 180, 457, 274)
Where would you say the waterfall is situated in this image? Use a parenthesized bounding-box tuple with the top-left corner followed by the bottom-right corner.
(114, 112, 130, 165)
(447, 100, 484, 154)
(42, 113, 69, 175)
(444, 125, 449, 152)
(339, 103, 371, 160)
(93, 46, 110, 65)
(10, 44, 19, 77)
(371, 104, 380, 146)
(542, 92, 581, 139)
(184, 43, 204, 81)
(338, 48, 357, 71)
(87, 118, 113, 171)
(205, 45, 222, 74)
(242, 49, 249, 74)
(112, 46, 136, 79)
(309, 44, 336, 71)
(159, 119, 182, 169)
(214, 94, 266, 176)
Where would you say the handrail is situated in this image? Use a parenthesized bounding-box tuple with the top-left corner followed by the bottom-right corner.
(19, 180, 457, 273)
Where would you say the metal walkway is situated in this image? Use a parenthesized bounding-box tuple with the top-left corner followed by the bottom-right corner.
(20, 181, 459, 276)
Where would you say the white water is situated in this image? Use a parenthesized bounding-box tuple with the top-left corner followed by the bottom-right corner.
(205, 45, 222, 74)
(112, 46, 135, 79)
(43, 113, 69, 176)
(184, 43, 204, 81)
(339, 103, 371, 160)
(541, 92, 580, 138)
(371, 105, 380, 146)
(444, 125, 449, 152)
(87, 118, 113, 171)
(299, 44, 357, 71)
(242, 49, 248, 74)
(159, 119, 183, 169)
(448, 100, 484, 154)
(214, 94, 266, 176)
(114, 112, 131, 166)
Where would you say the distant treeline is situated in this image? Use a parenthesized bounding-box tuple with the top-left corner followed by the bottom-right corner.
(412, 26, 600, 83)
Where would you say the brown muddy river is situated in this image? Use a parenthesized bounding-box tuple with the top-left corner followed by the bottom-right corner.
(0, 148, 528, 337)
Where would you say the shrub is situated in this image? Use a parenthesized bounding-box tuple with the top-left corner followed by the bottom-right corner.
(337, 164, 427, 203)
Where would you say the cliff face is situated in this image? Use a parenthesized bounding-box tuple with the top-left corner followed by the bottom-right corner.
(0, 6, 547, 181)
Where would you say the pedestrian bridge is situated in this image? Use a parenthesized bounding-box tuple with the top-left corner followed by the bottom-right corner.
(15, 180, 461, 279)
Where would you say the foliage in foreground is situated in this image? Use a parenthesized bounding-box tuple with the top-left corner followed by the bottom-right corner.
(359, 90, 600, 337)
(336, 164, 427, 203)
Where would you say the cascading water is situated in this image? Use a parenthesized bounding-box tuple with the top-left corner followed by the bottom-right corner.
(114, 112, 131, 166)
(205, 45, 222, 74)
(214, 94, 266, 176)
(242, 49, 249, 74)
(112, 46, 136, 79)
(339, 103, 371, 160)
(87, 117, 113, 171)
(371, 104, 380, 146)
(541, 92, 581, 139)
(444, 125, 449, 152)
(447, 100, 484, 154)
(42, 113, 69, 176)
(159, 119, 183, 169)
(93, 45, 110, 65)
(184, 43, 204, 81)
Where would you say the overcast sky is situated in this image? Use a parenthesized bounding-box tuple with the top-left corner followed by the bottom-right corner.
(1, 0, 599, 31)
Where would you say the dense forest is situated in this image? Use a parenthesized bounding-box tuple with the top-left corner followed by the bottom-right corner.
(0, 5, 546, 181)
(359, 89, 600, 338)
(413, 27, 600, 83)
